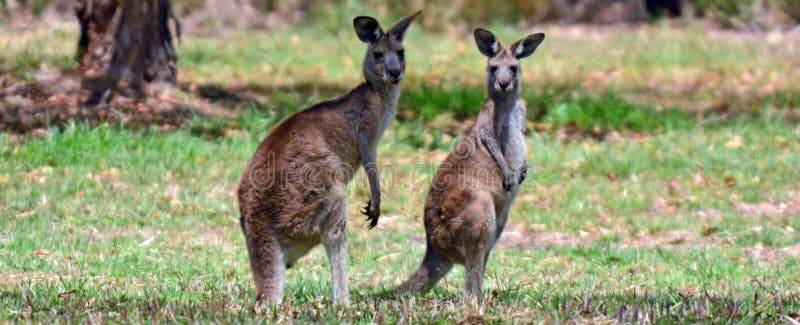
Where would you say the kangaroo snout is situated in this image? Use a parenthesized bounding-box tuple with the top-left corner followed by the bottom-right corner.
(386, 65, 403, 83)
(496, 80, 512, 92)
(384, 55, 404, 83)
(388, 68, 402, 79)
(495, 80, 514, 92)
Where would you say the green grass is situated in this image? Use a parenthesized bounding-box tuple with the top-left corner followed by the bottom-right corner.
(541, 91, 696, 133)
(1, 118, 799, 322)
(3, 15, 800, 323)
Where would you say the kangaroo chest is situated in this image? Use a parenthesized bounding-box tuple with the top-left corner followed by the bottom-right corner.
(489, 104, 526, 245)
(378, 106, 397, 136)
(495, 105, 527, 176)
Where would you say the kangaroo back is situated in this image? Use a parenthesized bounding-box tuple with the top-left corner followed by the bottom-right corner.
(238, 11, 422, 305)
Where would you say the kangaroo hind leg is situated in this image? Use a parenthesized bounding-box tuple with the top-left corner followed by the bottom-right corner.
(244, 231, 286, 306)
(461, 193, 494, 299)
(321, 191, 349, 303)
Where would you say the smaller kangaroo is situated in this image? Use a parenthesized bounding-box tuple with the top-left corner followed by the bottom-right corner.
(391, 29, 545, 297)
(238, 11, 421, 305)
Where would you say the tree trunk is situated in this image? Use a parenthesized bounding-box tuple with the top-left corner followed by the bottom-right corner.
(75, 0, 180, 104)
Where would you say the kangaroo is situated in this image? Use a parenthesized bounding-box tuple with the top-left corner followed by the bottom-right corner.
(238, 11, 421, 305)
(391, 29, 545, 297)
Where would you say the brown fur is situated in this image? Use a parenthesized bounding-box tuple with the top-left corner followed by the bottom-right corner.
(392, 29, 545, 298)
(238, 11, 421, 305)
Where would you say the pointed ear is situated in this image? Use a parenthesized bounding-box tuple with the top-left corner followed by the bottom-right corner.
(474, 28, 501, 57)
(388, 10, 422, 42)
(353, 16, 383, 43)
(509, 33, 545, 59)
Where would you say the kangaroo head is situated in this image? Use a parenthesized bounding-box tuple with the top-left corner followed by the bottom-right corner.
(354, 11, 421, 85)
(474, 29, 545, 96)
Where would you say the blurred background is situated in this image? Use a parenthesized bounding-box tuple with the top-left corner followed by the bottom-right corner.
(1, 0, 799, 135)
(3, 0, 800, 31)
(1, 1, 800, 322)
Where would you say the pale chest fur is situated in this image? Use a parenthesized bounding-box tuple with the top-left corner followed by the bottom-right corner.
(503, 104, 527, 174)
(491, 101, 526, 235)
(495, 102, 527, 177)
(470, 100, 527, 251)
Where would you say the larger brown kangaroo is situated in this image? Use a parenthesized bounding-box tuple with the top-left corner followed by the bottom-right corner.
(238, 11, 421, 305)
(392, 28, 545, 297)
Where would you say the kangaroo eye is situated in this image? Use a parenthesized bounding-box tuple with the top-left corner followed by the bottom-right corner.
(397, 49, 405, 59)
(373, 51, 384, 60)
(510, 66, 518, 73)
(489, 66, 498, 73)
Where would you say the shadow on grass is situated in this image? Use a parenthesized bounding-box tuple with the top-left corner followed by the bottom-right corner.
(185, 80, 701, 145)
(5, 283, 798, 323)
(371, 285, 800, 323)
(494, 288, 799, 323)
(9, 77, 793, 143)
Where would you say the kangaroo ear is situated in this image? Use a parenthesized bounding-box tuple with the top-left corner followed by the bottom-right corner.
(388, 10, 422, 42)
(354, 16, 383, 43)
(474, 28, 501, 58)
(510, 33, 545, 59)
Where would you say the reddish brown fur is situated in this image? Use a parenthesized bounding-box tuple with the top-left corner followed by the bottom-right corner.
(238, 12, 421, 305)
(392, 29, 544, 298)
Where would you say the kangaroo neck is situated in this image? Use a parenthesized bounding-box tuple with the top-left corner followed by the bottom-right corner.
(366, 75, 401, 105)
(489, 89, 518, 110)
(362, 77, 402, 136)
(488, 91, 519, 146)
(377, 81, 402, 110)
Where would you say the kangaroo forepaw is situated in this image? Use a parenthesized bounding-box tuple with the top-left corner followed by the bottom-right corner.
(503, 174, 515, 192)
(367, 215, 379, 229)
(360, 199, 371, 216)
(361, 199, 380, 229)
(518, 164, 528, 185)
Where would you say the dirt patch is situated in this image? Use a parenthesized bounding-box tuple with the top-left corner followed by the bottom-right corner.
(782, 244, 800, 258)
(692, 209, 723, 219)
(744, 243, 800, 262)
(744, 243, 777, 262)
(89, 226, 230, 247)
(738, 202, 784, 216)
(402, 224, 620, 251)
(497, 223, 718, 251)
(0, 270, 60, 285)
(498, 230, 587, 249)
(371, 215, 406, 232)
(736, 193, 800, 217)
(0, 67, 232, 134)
(623, 230, 695, 249)
(497, 223, 590, 249)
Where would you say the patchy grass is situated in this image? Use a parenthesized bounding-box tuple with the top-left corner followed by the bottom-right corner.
(3, 19, 799, 114)
(2, 14, 800, 323)
(1, 119, 799, 322)
(0, 23, 76, 78)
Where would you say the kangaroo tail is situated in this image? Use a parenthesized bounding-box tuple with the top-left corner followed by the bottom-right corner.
(380, 246, 452, 298)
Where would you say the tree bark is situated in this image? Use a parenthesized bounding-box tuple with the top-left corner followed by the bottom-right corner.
(75, 0, 180, 104)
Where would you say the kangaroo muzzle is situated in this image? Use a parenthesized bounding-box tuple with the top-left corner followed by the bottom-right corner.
(493, 68, 514, 92)
(495, 81, 513, 92)
(384, 56, 403, 83)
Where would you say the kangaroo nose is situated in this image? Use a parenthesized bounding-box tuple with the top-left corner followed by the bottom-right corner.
(498, 81, 510, 90)
(388, 68, 402, 79)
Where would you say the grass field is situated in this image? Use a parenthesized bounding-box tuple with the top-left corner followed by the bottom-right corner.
(2, 14, 800, 323)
